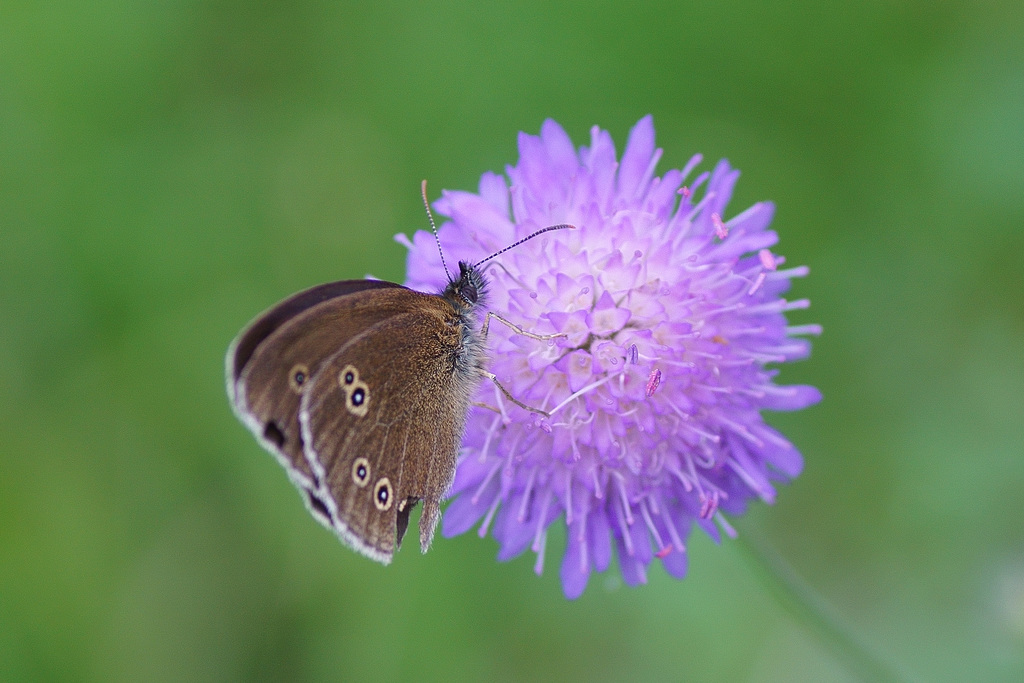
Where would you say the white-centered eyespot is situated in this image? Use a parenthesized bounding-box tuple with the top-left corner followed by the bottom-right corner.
(345, 381, 370, 417)
(373, 477, 393, 511)
(288, 363, 310, 393)
(351, 457, 371, 487)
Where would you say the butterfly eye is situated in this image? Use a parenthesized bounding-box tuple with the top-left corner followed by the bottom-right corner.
(289, 363, 310, 393)
(373, 478, 393, 511)
(351, 457, 371, 487)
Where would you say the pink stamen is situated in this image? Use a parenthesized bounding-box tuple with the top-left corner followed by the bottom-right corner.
(645, 368, 662, 397)
(758, 248, 778, 270)
(699, 490, 719, 520)
(656, 494, 686, 552)
(640, 499, 669, 557)
(712, 212, 728, 239)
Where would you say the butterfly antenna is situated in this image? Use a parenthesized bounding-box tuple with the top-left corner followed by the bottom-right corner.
(474, 223, 576, 268)
(421, 180, 452, 282)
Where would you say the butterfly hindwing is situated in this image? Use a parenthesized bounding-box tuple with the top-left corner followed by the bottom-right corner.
(299, 300, 477, 564)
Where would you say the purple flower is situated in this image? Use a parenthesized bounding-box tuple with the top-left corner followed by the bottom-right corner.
(398, 116, 821, 598)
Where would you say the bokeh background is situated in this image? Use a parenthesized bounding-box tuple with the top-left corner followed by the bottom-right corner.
(2, 2, 1022, 681)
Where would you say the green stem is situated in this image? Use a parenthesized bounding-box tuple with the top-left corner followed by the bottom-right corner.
(734, 532, 911, 683)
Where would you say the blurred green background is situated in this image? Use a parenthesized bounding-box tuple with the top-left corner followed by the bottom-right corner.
(2, 1, 1022, 681)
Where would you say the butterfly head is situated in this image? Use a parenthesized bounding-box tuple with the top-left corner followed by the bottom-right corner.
(444, 261, 488, 312)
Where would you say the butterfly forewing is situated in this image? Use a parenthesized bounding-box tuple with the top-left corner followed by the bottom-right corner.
(228, 280, 404, 383)
(300, 301, 476, 564)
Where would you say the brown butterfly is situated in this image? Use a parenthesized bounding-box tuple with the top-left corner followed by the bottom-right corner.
(227, 183, 572, 563)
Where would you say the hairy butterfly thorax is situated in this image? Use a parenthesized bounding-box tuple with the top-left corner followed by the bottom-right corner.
(442, 261, 489, 381)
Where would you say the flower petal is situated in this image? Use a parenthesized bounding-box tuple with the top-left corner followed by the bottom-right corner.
(617, 114, 656, 200)
(560, 519, 591, 599)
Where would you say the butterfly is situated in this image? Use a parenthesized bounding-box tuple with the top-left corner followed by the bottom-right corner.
(227, 182, 572, 563)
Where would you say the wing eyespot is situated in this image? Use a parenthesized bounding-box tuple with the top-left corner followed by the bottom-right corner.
(373, 477, 393, 511)
(339, 365, 358, 387)
(352, 457, 371, 487)
(288, 363, 310, 394)
(336, 364, 369, 416)
(345, 381, 370, 417)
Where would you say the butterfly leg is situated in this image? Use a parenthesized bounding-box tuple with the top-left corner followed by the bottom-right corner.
(480, 313, 562, 416)
(484, 372, 550, 417)
(482, 311, 566, 343)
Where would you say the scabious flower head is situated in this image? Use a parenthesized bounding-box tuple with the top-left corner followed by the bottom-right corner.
(399, 116, 821, 598)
